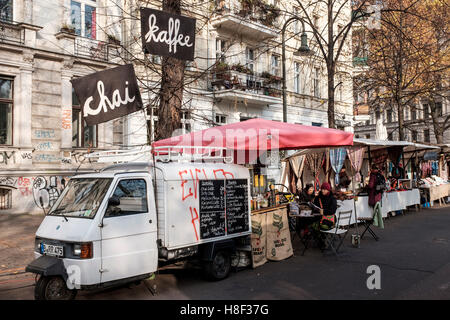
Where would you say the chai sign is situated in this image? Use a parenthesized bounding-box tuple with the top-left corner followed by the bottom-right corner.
(140, 8, 196, 61)
(71, 64, 143, 126)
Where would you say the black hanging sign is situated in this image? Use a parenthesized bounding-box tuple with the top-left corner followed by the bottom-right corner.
(140, 7, 196, 61)
(70, 64, 143, 126)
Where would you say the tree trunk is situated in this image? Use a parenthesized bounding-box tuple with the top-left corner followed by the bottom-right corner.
(155, 0, 185, 140)
(327, 0, 335, 129)
(327, 72, 336, 129)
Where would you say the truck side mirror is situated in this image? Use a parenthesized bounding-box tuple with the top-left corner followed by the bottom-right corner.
(108, 197, 120, 207)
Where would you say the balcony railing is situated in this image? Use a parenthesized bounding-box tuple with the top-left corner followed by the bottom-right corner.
(0, 19, 25, 45)
(210, 68, 282, 98)
(74, 36, 121, 62)
(212, 0, 280, 39)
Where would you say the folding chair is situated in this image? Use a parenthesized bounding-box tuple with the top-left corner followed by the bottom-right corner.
(358, 213, 380, 241)
(320, 210, 352, 255)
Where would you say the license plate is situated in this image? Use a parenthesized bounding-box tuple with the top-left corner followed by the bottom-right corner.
(42, 244, 64, 257)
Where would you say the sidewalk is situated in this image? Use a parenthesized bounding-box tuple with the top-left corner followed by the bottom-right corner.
(0, 205, 449, 300)
(0, 214, 44, 295)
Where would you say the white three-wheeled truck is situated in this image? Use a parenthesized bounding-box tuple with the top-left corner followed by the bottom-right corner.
(26, 158, 252, 300)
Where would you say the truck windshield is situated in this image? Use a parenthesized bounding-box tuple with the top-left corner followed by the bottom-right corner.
(48, 178, 113, 219)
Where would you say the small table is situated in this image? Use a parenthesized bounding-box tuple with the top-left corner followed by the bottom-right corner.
(290, 213, 323, 255)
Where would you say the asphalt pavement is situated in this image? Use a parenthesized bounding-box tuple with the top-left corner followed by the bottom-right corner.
(0, 204, 449, 300)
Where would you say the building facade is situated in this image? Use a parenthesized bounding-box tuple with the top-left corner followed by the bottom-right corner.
(0, 0, 355, 214)
(0, 0, 126, 213)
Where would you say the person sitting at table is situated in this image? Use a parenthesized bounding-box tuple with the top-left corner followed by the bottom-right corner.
(313, 182, 337, 231)
(337, 167, 351, 190)
(299, 183, 315, 203)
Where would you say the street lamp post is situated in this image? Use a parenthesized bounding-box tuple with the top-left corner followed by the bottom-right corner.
(281, 17, 311, 123)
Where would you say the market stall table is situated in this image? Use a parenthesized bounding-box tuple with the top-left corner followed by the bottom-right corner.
(289, 212, 323, 255)
(420, 184, 450, 206)
(336, 189, 421, 226)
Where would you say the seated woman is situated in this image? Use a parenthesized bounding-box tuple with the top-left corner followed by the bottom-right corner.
(313, 182, 338, 231)
(298, 183, 315, 203)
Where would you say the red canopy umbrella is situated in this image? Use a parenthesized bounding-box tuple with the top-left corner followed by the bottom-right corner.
(153, 118, 353, 151)
(152, 119, 353, 165)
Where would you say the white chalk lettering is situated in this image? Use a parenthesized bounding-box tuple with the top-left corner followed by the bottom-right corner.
(83, 80, 136, 117)
(145, 14, 193, 54)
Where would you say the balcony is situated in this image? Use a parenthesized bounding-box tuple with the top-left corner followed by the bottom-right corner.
(0, 20, 25, 45)
(74, 36, 121, 62)
(210, 66, 282, 106)
(211, 0, 279, 40)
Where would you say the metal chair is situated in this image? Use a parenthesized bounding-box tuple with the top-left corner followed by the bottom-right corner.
(358, 210, 380, 241)
(320, 210, 353, 255)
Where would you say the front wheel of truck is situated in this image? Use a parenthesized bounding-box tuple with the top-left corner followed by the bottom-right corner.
(35, 276, 77, 300)
(204, 250, 231, 281)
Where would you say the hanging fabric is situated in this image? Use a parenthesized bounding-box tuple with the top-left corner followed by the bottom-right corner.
(329, 148, 347, 186)
(289, 155, 306, 192)
(306, 152, 325, 192)
(346, 146, 364, 182)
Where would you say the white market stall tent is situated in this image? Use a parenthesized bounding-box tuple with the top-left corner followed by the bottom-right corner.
(280, 138, 442, 227)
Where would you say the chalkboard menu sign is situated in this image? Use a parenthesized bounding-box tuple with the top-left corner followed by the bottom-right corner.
(199, 179, 249, 240)
(226, 179, 249, 234)
(199, 180, 225, 239)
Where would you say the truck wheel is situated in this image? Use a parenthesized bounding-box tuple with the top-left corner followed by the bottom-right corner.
(204, 250, 231, 281)
(35, 276, 77, 300)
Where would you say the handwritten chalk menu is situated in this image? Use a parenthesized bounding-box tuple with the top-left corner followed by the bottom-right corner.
(199, 180, 225, 239)
(226, 179, 249, 235)
(199, 179, 249, 239)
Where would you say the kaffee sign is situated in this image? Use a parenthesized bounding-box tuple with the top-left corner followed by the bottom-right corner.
(71, 64, 144, 126)
(140, 7, 196, 61)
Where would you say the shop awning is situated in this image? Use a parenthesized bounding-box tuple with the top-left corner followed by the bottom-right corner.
(152, 118, 354, 152)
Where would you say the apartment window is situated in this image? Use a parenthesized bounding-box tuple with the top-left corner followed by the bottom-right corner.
(375, 110, 380, 121)
(180, 110, 191, 133)
(435, 102, 443, 117)
(365, 134, 371, 139)
(388, 131, 393, 140)
(337, 75, 343, 101)
(71, 0, 97, 39)
(294, 62, 301, 94)
(0, 188, 12, 210)
(246, 48, 255, 73)
(387, 110, 392, 123)
(313, 67, 320, 98)
(72, 88, 97, 148)
(216, 39, 228, 63)
(411, 106, 417, 120)
(271, 55, 280, 77)
(215, 114, 227, 125)
(424, 129, 430, 143)
(411, 130, 417, 141)
(0, 0, 13, 22)
(0, 77, 13, 145)
(423, 103, 430, 119)
(404, 107, 409, 121)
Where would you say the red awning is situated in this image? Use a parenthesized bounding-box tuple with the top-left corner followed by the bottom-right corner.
(152, 118, 353, 153)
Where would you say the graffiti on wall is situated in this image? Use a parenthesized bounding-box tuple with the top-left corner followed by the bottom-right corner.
(0, 151, 16, 165)
(0, 175, 70, 211)
(32, 176, 68, 209)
